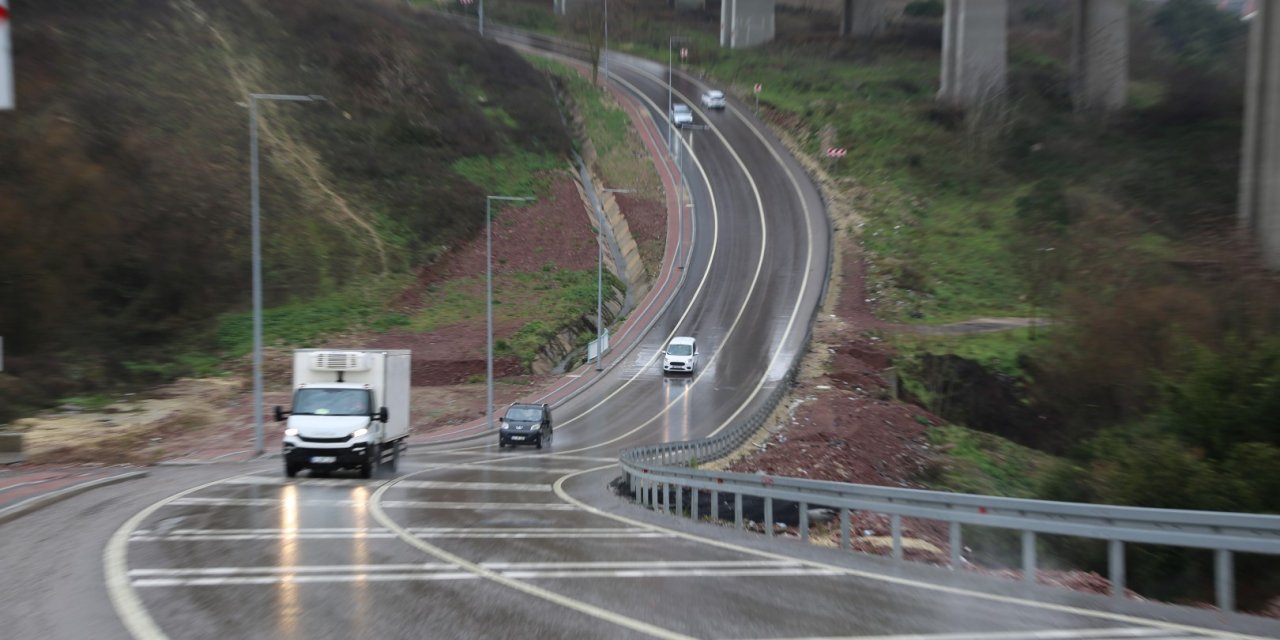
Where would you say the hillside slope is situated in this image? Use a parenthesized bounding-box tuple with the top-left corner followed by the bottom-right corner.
(0, 0, 570, 418)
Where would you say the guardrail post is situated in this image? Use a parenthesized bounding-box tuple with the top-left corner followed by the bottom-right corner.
(1215, 549, 1235, 612)
(734, 493, 743, 530)
(634, 478, 641, 505)
(691, 488, 699, 520)
(949, 522, 962, 570)
(891, 514, 903, 561)
(1108, 540, 1125, 599)
(660, 483, 668, 514)
(711, 490, 719, 521)
(1022, 530, 1037, 584)
(676, 483, 683, 515)
(649, 481, 657, 510)
(799, 502, 809, 543)
(840, 508, 851, 551)
(764, 497, 774, 537)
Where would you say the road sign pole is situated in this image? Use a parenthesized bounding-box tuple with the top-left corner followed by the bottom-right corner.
(1, 1, 13, 110)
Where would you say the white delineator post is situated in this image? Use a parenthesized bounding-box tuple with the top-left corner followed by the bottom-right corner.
(1, 0, 13, 110)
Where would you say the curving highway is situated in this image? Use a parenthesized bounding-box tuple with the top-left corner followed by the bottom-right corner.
(1, 24, 1277, 640)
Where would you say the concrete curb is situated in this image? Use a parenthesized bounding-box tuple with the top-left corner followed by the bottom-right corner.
(0, 470, 149, 526)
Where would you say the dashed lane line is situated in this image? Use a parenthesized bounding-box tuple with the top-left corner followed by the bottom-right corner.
(550, 465, 1275, 640)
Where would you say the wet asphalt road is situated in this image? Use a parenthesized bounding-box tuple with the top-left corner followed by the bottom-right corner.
(2, 25, 1278, 640)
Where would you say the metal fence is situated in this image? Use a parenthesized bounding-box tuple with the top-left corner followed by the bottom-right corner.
(621, 434, 1280, 613)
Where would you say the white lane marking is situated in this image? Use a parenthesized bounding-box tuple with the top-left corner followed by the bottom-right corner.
(417, 464, 592, 474)
(132, 573, 477, 588)
(129, 559, 802, 577)
(551, 467, 1270, 640)
(129, 563, 456, 576)
(106, 472, 269, 640)
(135, 526, 653, 535)
(395, 481, 552, 492)
(368, 474, 695, 640)
(737, 628, 1210, 640)
(130, 531, 670, 541)
(429, 68, 727, 457)
(165, 497, 574, 510)
(413, 451, 617, 463)
(381, 500, 576, 510)
(129, 566, 839, 587)
(482, 560, 803, 570)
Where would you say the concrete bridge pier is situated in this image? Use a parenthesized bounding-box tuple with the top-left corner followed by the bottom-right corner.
(1071, 0, 1129, 111)
(938, 0, 1008, 106)
(1240, 1, 1280, 269)
(841, 0, 887, 38)
(721, 0, 776, 49)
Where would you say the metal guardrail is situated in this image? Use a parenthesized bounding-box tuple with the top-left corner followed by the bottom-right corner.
(621, 434, 1280, 613)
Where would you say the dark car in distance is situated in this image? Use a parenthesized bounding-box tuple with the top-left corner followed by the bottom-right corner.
(498, 402, 552, 449)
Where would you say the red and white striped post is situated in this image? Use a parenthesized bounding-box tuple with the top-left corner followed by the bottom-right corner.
(0, 1, 13, 110)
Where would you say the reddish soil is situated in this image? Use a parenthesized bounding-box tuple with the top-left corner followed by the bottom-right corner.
(395, 176, 599, 305)
(728, 241, 932, 488)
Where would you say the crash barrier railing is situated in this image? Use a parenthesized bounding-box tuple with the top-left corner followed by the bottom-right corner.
(620, 440, 1280, 613)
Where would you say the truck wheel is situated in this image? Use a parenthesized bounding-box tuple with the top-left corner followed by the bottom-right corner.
(359, 449, 376, 479)
(535, 437, 542, 450)
(285, 462, 299, 478)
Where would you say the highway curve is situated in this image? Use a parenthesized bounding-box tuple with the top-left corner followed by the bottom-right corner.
(2, 23, 1278, 640)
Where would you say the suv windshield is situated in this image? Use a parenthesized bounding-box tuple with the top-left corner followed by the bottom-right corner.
(293, 388, 371, 416)
(667, 344, 693, 356)
(673, 104, 690, 112)
(507, 406, 543, 421)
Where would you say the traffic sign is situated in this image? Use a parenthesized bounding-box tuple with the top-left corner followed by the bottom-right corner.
(754, 83, 762, 93)
(1, 0, 12, 110)
(826, 147, 847, 158)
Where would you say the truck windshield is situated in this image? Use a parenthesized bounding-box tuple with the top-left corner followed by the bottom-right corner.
(293, 389, 371, 416)
(507, 406, 542, 421)
(667, 344, 693, 356)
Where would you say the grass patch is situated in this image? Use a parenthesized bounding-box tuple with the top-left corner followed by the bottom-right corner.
(451, 152, 562, 200)
(528, 57, 664, 203)
(214, 274, 414, 356)
(891, 327, 1046, 379)
(922, 425, 1060, 498)
(410, 269, 618, 367)
(55, 394, 119, 412)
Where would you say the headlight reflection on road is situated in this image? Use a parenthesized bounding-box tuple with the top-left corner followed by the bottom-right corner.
(277, 483, 300, 639)
(662, 378, 692, 442)
(351, 485, 369, 632)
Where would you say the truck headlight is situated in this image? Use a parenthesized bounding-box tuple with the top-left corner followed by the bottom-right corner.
(284, 428, 298, 437)
(352, 428, 368, 438)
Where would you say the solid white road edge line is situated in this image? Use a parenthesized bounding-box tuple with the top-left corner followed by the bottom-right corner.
(550, 465, 1271, 640)
(368, 469, 697, 640)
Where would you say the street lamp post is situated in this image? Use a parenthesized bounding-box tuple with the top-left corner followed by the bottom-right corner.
(248, 92, 325, 458)
(602, 0, 608, 86)
(486, 196, 533, 432)
(479, 0, 484, 36)
(593, 187, 631, 371)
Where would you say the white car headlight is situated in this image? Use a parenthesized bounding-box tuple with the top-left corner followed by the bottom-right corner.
(351, 428, 369, 438)
(284, 428, 298, 437)
(501, 423, 510, 430)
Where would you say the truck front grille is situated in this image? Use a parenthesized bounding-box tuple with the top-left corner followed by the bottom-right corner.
(299, 435, 350, 443)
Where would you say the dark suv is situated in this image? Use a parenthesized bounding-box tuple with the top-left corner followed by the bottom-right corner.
(498, 403, 552, 449)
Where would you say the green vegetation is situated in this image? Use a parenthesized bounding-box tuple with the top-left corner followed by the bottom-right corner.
(408, 268, 618, 367)
(0, 0, 571, 421)
(528, 56, 665, 269)
(922, 425, 1058, 499)
(213, 275, 415, 356)
(892, 327, 1041, 380)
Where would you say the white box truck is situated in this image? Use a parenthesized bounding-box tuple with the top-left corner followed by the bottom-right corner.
(275, 349, 411, 478)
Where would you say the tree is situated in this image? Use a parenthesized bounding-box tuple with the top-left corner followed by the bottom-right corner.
(564, 1, 605, 85)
